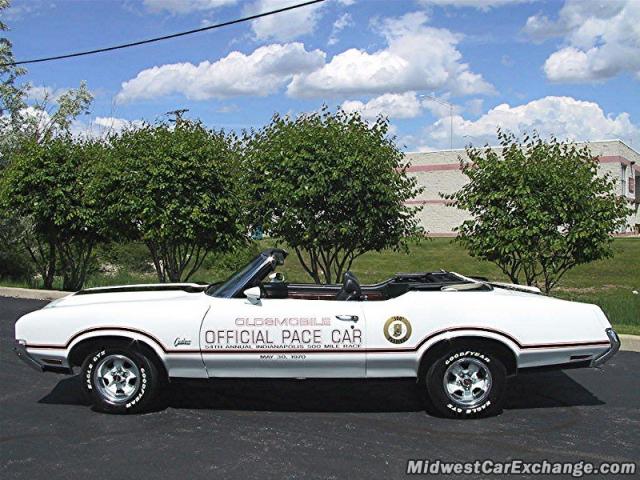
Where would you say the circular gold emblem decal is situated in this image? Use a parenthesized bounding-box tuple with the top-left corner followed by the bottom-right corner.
(383, 316, 412, 344)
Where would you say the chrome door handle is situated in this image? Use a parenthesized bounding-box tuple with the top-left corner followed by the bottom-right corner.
(336, 315, 359, 322)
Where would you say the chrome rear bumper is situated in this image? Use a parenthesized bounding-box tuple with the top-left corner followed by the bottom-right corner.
(590, 328, 620, 367)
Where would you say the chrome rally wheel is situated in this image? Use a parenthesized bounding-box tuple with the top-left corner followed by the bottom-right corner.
(94, 354, 141, 404)
(442, 357, 492, 407)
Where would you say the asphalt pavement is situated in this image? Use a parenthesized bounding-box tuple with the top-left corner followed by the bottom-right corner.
(1, 297, 638, 479)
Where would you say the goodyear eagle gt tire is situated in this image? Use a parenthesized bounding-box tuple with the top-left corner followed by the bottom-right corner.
(81, 346, 161, 414)
(425, 348, 506, 418)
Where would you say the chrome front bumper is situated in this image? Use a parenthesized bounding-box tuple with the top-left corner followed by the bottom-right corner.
(590, 328, 620, 367)
(14, 340, 45, 371)
(14, 340, 73, 374)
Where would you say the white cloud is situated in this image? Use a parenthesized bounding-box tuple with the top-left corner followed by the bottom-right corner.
(341, 92, 466, 121)
(342, 92, 423, 120)
(116, 43, 325, 103)
(92, 117, 143, 133)
(523, 0, 640, 82)
(143, 0, 238, 14)
(328, 13, 353, 46)
(288, 11, 494, 98)
(246, 0, 327, 42)
(420, 96, 639, 150)
(116, 10, 493, 104)
(419, 0, 529, 11)
(69, 116, 143, 138)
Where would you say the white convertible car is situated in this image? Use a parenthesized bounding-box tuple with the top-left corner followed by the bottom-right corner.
(14, 248, 619, 418)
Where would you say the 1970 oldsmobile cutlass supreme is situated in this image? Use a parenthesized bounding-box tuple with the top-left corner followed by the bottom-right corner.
(14, 248, 620, 418)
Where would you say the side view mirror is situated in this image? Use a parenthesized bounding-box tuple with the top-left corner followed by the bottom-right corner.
(244, 286, 261, 304)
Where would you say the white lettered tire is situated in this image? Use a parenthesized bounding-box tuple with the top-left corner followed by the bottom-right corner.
(81, 346, 162, 414)
(425, 348, 506, 418)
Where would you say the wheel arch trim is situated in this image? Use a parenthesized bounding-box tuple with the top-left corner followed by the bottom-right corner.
(415, 328, 521, 377)
(415, 327, 521, 358)
(34, 327, 170, 366)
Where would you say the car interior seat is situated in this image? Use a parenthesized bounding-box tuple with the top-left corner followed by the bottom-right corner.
(336, 271, 362, 301)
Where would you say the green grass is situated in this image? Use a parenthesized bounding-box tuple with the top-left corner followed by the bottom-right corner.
(3, 238, 638, 334)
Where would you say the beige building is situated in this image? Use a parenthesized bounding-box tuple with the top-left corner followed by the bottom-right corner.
(405, 140, 640, 236)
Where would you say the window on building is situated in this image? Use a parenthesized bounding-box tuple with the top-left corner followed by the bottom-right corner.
(621, 165, 628, 195)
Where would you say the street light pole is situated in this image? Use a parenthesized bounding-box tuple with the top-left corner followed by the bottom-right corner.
(419, 94, 454, 150)
(449, 103, 453, 151)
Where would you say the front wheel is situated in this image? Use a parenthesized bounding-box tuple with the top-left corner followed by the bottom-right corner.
(80, 346, 163, 414)
(425, 347, 506, 418)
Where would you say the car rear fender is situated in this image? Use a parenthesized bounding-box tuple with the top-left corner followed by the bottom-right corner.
(416, 330, 520, 379)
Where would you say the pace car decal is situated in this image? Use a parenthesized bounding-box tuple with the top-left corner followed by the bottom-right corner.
(202, 317, 363, 351)
(383, 316, 412, 344)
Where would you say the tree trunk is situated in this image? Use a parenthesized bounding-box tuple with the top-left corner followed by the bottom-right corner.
(42, 239, 56, 289)
(60, 239, 95, 291)
(294, 247, 321, 284)
(146, 241, 207, 283)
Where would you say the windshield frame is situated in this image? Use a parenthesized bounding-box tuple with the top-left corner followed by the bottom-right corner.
(206, 249, 287, 298)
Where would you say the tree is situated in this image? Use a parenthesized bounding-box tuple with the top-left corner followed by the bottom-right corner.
(0, 136, 109, 290)
(95, 120, 246, 282)
(446, 131, 630, 293)
(244, 107, 424, 284)
(1, 1, 95, 286)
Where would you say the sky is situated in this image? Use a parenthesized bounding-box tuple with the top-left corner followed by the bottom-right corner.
(4, 0, 640, 151)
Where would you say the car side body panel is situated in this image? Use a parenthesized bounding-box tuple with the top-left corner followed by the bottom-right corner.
(361, 289, 611, 376)
(15, 285, 613, 379)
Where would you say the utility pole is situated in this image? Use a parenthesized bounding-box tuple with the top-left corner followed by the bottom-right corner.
(166, 109, 189, 124)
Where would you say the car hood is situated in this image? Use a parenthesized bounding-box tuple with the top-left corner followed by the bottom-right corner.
(44, 283, 207, 309)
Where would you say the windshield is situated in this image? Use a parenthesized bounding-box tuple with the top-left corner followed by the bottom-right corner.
(206, 253, 270, 298)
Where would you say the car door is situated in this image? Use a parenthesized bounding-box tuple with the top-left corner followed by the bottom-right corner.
(200, 295, 366, 378)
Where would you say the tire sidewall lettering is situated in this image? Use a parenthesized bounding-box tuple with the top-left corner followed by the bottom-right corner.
(85, 350, 106, 391)
(446, 400, 492, 415)
(125, 368, 147, 409)
(444, 350, 490, 366)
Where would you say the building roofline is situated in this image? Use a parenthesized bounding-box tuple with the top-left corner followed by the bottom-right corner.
(405, 138, 638, 156)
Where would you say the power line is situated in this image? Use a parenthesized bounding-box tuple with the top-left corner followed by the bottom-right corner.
(1, 0, 325, 67)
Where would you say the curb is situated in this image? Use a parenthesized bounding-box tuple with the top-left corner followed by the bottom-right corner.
(1, 286, 639, 353)
(0, 287, 72, 301)
(619, 334, 640, 353)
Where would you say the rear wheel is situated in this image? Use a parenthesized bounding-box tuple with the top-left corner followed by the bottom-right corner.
(80, 346, 163, 414)
(425, 347, 506, 418)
